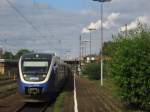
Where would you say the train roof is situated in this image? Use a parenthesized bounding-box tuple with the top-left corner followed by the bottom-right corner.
(21, 53, 56, 59)
(22, 53, 55, 56)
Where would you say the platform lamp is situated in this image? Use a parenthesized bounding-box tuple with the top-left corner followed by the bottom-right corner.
(92, 0, 112, 86)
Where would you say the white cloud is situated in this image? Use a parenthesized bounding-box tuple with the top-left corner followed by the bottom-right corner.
(119, 16, 150, 32)
(104, 13, 120, 29)
(82, 28, 90, 33)
(88, 20, 101, 29)
(82, 13, 120, 33)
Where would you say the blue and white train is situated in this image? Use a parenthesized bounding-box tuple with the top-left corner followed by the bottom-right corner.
(18, 53, 71, 102)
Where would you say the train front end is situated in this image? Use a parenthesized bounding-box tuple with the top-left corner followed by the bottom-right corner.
(18, 53, 53, 102)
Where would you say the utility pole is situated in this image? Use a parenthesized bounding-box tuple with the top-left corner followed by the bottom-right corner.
(82, 40, 89, 57)
(100, 2, 104, 86)
(81, 41, 84, 58)
(125, 24, 128, 37)
(88, 28, 96, 57)
(79, 35, 82, 71)
(89, 30, 92, 56)
(58, 40, 62, 57)
(84, 41, 86, 56)
(79, 35, 82, 61)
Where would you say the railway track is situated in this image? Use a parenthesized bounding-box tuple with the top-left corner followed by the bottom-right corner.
(16, 103, 50, 112)
(0, 82, 18, 98)
(0, 80, 16, 86)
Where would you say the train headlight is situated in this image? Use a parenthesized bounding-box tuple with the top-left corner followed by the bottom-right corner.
(23, 74, 27, 77)
(42, 74, 47, 78)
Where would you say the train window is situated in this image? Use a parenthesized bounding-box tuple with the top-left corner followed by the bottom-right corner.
(22, 61, 49, 74)
(23, 61, 48, 67)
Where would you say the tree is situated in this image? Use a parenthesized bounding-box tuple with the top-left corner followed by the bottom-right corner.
(82, 63, 101, 80)
(110, 27, 150, 110)
(103, 41, 117, 57)
(2, 51, 14, 59)
(15, 49, 31, 59)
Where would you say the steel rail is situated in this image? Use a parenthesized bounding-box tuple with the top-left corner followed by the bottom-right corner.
(0, 80, 16, 86)
(16, 103, 49, 112)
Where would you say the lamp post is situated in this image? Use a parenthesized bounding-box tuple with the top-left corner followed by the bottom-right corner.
(92, 0, 111, 86)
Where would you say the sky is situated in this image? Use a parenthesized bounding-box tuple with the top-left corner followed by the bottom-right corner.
(37, 0, 84, 10)
(0, 0, 150, 59)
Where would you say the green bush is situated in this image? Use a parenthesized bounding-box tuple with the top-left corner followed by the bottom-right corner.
(110, 28, 150, 110)
(82, 63, 101, 80)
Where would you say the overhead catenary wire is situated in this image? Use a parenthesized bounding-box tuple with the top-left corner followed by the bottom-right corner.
(33, 0, 63, 54)
(32, 0, 54, 46)
(33, 0, 48, 29)
(5, 0, 62, 53)
(6, 0, 46, 39)
(32, 0, 58, 50)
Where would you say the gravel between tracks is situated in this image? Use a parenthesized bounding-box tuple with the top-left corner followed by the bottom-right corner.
(0, 75, 124, 112)
(0, 93, 25, 112)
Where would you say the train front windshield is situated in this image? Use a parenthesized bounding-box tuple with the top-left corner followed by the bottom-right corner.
(23, 61, 49, 73)
(21, 60, 50, 82)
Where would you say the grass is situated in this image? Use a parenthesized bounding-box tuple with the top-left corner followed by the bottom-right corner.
(53, 92, 67, 112)
(88, 78, 124, 110)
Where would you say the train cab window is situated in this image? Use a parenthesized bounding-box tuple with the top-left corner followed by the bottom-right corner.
(22, 61, 49, 74)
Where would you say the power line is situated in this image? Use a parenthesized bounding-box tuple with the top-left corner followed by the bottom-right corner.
(5, 0, 58, 52)
(6, 0, 46, 38)
(32, 0, 51, 40)
(33, 0, 57, 43)
(33, 0, 48, 28)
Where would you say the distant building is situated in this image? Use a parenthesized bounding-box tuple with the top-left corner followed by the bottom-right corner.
(0, 59, 18, 76)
